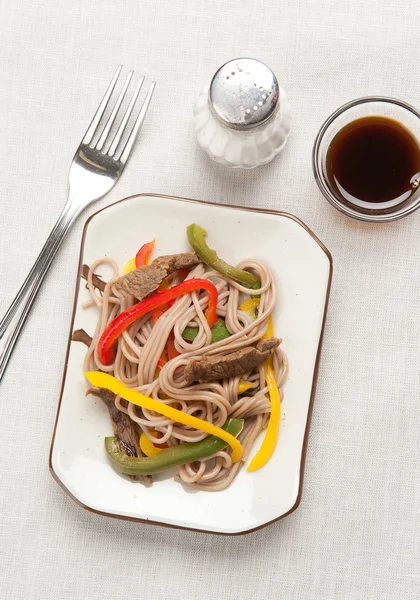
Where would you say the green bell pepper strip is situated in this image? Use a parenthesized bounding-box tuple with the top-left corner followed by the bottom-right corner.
(187, 224, 259, 288)
(104, 418, 244, 476)
(182, 318, 231, 343)
(251, 280, 261, 298)
(182, 326, 199, 342)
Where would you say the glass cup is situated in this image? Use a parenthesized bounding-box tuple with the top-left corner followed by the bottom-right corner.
(312, 97, 420, 223)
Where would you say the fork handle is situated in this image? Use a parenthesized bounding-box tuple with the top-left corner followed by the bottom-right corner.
(0, 196, 80, 382)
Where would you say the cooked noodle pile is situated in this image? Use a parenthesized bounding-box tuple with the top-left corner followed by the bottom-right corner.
(83, 257, 287, 490)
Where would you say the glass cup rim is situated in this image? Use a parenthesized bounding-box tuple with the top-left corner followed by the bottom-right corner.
(312, 96, 420, 223)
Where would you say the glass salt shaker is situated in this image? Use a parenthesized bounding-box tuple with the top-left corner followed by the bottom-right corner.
(194, 58, 292, 169)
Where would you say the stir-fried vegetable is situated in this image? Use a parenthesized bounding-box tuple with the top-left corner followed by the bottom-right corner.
(139, 431, 163, 457)
(152, 307, 168, 324)
(123, 240, 155, 274)
(123, 257, 137, 274)
(181, 326, 199, 342)
(97, 279, 219, 365)
(105, 418, 243, 476)
(157, 352, 168, 370)
(152, 317, 179, 367)
(85, 372, 243, 463)
(139, 432, 162, 457)
(237, 380, 254, 394)
(237, 299, 261, 395)
(247, 316, 281, 472)
(135, 239, 155, 268)
(187, 224, 259, 288)
(166, 331, 179, 360)
(182, 317, 231, 344)
(251, 281, 262, 296)
(240, 297, 260, 319)
(241, 384, 260, 397)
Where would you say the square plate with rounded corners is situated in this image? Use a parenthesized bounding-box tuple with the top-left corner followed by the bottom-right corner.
(50, 193, 332, 535)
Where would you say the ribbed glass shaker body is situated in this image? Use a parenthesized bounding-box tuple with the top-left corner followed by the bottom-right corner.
(194, 58, 291, 169)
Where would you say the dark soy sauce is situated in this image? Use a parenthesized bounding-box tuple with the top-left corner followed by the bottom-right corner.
(327, 116, 420, 206)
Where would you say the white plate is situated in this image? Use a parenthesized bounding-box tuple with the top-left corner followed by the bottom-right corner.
(50, 193, 332, 535)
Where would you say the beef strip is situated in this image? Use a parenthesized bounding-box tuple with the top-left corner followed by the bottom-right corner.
(184, 337, 281, 384)
(119, 265, 166, 300)
(81, 264, 106, 292)
(152, 253, 201, 272)
(71, 328, 92, 347)
(118, 252, 201, 300)
(87, 387, 152, 484)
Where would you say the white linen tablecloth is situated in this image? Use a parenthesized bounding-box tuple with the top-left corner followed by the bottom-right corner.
(1, 1, 419, 598)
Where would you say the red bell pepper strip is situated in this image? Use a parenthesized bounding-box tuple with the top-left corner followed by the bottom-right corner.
(167, 331, 180, 360)
(157, 351, 168, 370)
(154, 331, 179, 367)
(152, 306, 169, 323)
(98, 278, 218, 365)
(135, 240, 155, 268)
(152, 276, 188, 322)
(153, 430, 169, 448)
(152, 310, 179, 363)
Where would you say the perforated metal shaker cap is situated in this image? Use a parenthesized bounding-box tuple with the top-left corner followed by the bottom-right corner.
(209, 58, 280, 130)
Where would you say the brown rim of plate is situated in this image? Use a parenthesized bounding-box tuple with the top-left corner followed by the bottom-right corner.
(49, 192, 333, 536)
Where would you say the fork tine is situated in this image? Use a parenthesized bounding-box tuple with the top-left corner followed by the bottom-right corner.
(119, 81, 156, 164)
(107, 76, 145, 157)
(96, 70, 133, 152)
(82, 65, 122, 146)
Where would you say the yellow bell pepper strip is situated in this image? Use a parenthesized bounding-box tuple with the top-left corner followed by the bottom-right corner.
(104, 418, 243, 477)
(123, 240, 155, 274)
(139, 431, 163, 457)
(241, 384, 261, 397)
(135, 239, 155, 268)
(140, 432, 162, 457)
(97, 278, 218, 365)
(84, 372, 243, 463)
(240, 298, 260, 313)
(246, 315, 281, 472)
(265, 313, 274, 338)
(240, 297, 260, 319)
(237, 380, 254, 395)
(123, 257, 137, 274)
(187, 224, 259, 288)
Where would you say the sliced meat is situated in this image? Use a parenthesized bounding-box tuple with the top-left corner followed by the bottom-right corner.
(82, 264, 106, 292)
(184, 337, 281, 384)
(88, 387, 152, 484)
(152, 253, 201, 272)
(88, 387, 141, 456)
(118, 252, 200, 300)
(71, 328, 92, 347)
(119, 264, 166, 300)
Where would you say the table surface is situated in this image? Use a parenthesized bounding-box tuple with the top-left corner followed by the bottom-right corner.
(1, 1, 419, 599)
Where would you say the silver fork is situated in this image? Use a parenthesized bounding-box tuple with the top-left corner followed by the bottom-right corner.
(0, 66, 156, 381)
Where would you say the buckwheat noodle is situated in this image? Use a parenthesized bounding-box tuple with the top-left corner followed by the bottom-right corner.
(83, 258, 287, 490)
